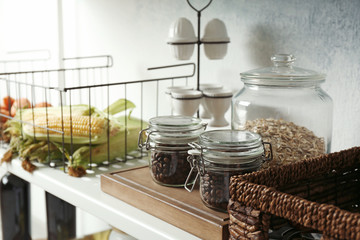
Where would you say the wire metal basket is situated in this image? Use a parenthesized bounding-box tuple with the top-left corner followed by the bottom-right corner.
(0, 54, 196, 177)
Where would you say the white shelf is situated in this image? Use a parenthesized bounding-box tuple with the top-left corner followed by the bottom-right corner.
(0, 147, 201, 240)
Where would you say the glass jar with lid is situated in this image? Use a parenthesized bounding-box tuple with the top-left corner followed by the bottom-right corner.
(232, 54, 333, 168)
(185, 130, 272, 212)
(138, 115, 207, 187)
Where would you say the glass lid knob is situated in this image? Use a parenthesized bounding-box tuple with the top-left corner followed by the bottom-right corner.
(271, 54, 296, 67)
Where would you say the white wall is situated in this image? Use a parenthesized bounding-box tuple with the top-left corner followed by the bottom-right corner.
(60, 0, 360, 152)
(0, 0, 59, 68)
(1, 0, 359, 151)
(0, 0, 359, 238)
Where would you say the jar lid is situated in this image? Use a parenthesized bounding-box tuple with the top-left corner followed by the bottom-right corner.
(167, 17, 197, 44)
(198, 130, 265, 164)
(203, 88, 233, 98)
(240, 54, 326, 86)
(149, 115, 202, 131)
(199, 130, 262, 150)
(147, 115, 205, 144)
(165, 85, 193, 95)
(171, 90, 202, 99)
(199, 83, 223, 91)
(201, 18, 230, 43)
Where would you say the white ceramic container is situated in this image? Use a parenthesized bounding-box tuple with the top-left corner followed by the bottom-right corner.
(165, 85, 194, 102)
(201, 19, 230, 60)
(167, 18, 197, 60)
(199, 83, 223, 119)
(171, 90, 202, 117)
(203, 88, 233, 127)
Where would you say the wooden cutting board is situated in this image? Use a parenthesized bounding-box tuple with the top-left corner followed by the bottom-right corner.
(100, 166, 229, 240)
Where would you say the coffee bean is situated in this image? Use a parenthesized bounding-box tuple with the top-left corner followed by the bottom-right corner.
(199, 165, 258, 212)
(150, 148, 194, 186)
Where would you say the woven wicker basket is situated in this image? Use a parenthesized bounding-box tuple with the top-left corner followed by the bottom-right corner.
(228, 147, 360, 240)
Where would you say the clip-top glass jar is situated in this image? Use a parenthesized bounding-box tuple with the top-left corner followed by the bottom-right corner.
(186, 130, 272, 212)
(138, 115, 206, 187)
(232, 54, 333, 168)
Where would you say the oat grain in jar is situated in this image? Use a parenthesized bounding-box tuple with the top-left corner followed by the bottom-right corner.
(138, 116, 206, 187)
(186, 130, 272, 212)
(232, 54, 333, 168)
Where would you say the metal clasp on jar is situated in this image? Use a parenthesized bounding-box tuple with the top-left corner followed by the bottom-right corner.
(138, 128, 159, 150)
(262, 141, 273, 162)
(184, 142, 204, 192)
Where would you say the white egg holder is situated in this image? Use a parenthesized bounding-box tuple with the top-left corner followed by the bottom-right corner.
(168, 85, 233, 127)
(167, 17, 230, 61)
(167, 0, 230, 100)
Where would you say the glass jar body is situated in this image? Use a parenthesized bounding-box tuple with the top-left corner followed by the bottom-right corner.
(199, 161, 261, 212)
(141, 115, 206, 187)
(232, 83, 333, 166)
(186, 130, 269, 211)
(149, 145, 194, 187)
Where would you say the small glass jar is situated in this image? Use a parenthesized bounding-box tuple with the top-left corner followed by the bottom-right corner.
(186, 130, 271, 212)
(232, 54, 333, 168)
(138, 115, 206, 187)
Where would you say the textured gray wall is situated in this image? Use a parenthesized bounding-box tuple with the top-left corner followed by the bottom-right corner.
(64, 0, 359, 152)
(2, 0, 358, 151)
(212, 0, 360, 151)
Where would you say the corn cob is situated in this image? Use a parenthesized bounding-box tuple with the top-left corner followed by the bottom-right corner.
(24, 115, 107, 138)
(67, 114, 145, 177)
(4, 99, 140, 177)
(19, 104, 121, 144)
